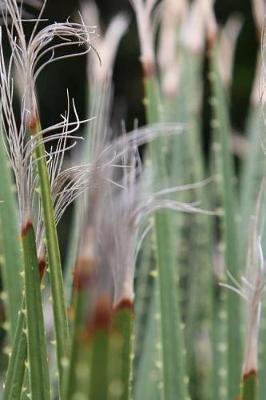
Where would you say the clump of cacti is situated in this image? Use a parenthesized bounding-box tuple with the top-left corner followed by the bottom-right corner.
(0, 1, 265, 400)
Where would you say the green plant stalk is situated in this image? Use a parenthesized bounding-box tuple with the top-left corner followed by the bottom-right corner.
(144, 76, 189, 400)
(175, 49, 213, 400)
(64, 209, 80, 307)
(109, 330, 124, 400)
(210, 133, 229, 400)
(134, 233, 154, 359)
(134, 234, 162, 400)
(21, 221, 50, 400)
(258, 306, 266, 400)
(240, 100, 265, 400)
(21, 369, 30, 400)
(241, 372, 257, 400)
(0, 133, 22, 340)
(134, 281, 161, 400)
(65, 288, 90, 400)
(111, 302, 133, 400)
(209, 45, 241, 399)
(89, 322, 109, 400)
(32, 119, 69, 393)
(3, 301, 26, 400)
(211, 280, 228, 400)
(3, 263, 49, 399)
(240, 106, 265, 262)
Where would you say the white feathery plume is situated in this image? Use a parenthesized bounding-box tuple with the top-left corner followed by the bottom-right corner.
(82, 1, 129, 83)
(76, 129, 214, 307)
(0, 26, 33, 225)
(0, 32, 92, 257)
(1, 0, 95, 131)
(0, 0, 99, 257)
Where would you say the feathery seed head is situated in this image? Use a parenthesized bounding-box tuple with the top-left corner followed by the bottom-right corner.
(0, 1, 97, 257)
(75, 123, 213, 309)
(1, 0, 95, 132)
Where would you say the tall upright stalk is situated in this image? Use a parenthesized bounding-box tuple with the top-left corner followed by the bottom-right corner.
(241, 371, 257, 400)
(111, 301, 134, 400)
(21, 221, 50, 400)
(29, 120, 69, 395)
(3, 300, 27, 400)
(144, 76, 189, 400)
(209, 44, 242, 399)
(0, 133, 22, 340)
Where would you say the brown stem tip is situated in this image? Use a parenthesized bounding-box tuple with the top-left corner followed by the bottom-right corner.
(21, 220, 33, 237)
(243, 369, 257, 381)
(26, 112, 39, 135)
(73, 257, 95, 290)
(114, 298, 134, 313)
(38, 258, 47, 279)
(207, 31, 217, 51)
(143, 60, 156, 79)
(80, 298, 112, 342)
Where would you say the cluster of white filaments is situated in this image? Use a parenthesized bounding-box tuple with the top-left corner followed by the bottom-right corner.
(0, 0, 98, 256)
(2, 0, 96, 126)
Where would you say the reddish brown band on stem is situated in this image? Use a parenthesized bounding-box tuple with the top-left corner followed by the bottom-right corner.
(81, 297, 112, 342)
(80, 298, 111, 341)
(38, 258, 47, 279)
(90, 297, 111, 332)
(26, 114, 38, 135)
(114, 298, 134, 313)
(21, 220, 33, 237)
(143, 60, 156, 79)
(243, 369, 257, 381)
(73, 257, 95, 290)
(207, 32, 217, 51)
